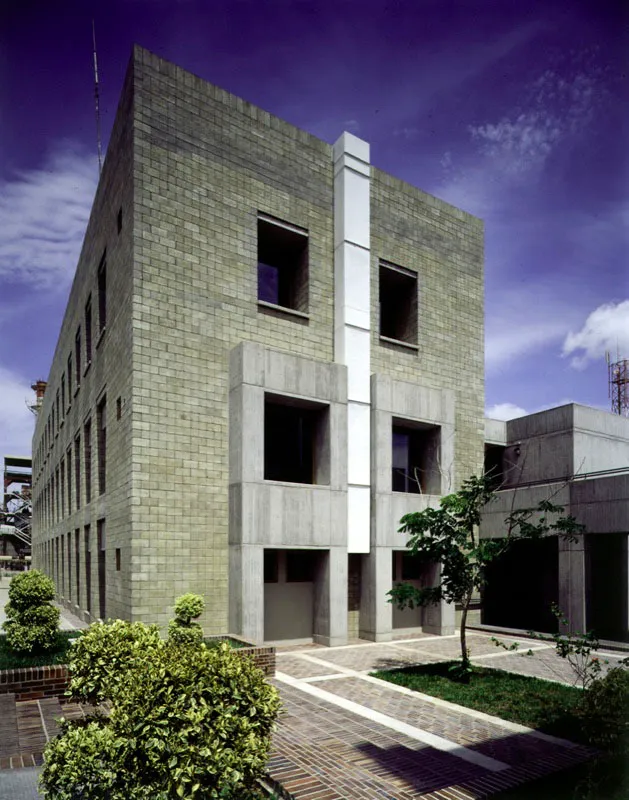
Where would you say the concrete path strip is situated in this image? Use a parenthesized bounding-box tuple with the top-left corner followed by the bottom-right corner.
(275, 671, 510, 774)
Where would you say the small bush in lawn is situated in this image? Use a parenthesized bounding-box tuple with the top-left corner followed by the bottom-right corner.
(40, 618, 280, 799)
(578, 667, 629, 753)
(2, 570, 60, 653)
(168, 592, 205, 646)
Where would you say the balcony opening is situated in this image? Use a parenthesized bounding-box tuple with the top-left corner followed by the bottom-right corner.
(379, 263, 418, 345)
(392, 420, 441, 494)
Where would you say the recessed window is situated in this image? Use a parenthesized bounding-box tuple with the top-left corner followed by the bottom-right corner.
(115, 548, 121, 571)
(484, 444, 506, 490)
(98, 254, 107, 333)
(97, 397, 107, 495)
(264, 550, 278, 583)
(257, 215, 308, 312)
(286, 550, 317, 583)
(379, 263, 418, 345)
(85, 295, 92, 365)
(116, 397, 122, 420)
(67, 354, 73, 400)
(75, 327, 82, 384)
(264, 394, 329, 485)
(84, 419, 92, 504)
(392, 421, 441, 494)
(117, 207, 122, 234)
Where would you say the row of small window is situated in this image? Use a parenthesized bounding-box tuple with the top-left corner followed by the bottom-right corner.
(257, 215, 418, 345)
(34, 397, 108, 529)
(264, 394, 441, 494)
(38, 518, 112, 620)
(34, 255, 107, 472)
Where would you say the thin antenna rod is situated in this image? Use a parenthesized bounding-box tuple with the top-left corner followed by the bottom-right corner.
(92, 20, 102, 175)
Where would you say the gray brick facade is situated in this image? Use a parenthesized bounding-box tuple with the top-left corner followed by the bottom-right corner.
(31, 46, 485, 642)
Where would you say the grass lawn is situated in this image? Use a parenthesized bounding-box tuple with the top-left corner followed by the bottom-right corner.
(0, 630, 81, 670)
(371, 661, 584, 742)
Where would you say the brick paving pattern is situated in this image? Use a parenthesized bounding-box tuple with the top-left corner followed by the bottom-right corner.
(474, 646, 621, 684)
(0, 632, 608, 799)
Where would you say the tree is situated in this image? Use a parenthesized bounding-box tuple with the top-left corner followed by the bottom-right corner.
(388, 474, 584, 677)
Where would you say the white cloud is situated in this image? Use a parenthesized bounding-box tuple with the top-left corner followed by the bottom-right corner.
(563, 300, 629, 369)
(0, 146, 97, 289)
(0, 367, 36, 458)
(468, 66, 603, 177)
(485, 402, 528, 421)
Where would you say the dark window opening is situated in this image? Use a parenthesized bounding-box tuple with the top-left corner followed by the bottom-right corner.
(264, 550, 278, 583)
(97, 397, 106, 495)
(75, 529, 80, 606)
(117, 207, 122, 234)
(392, 422, 441, 494)
(85, 296, 92, 364)
(116, 397, 122, 420)
(264, 395, 329, 485)
(74, 435, 81, 510)
(257, 216, 308, 312)
(484, 444, 506, 490)
(67, 532, 72, 599)
(115, 548, 121, 572)
(56, 390, 60, 430)
(97, 518, 106, 619)
(379, 263, 418, 344)
(75, 327, 81, 385)
(84, 419, 92, 504)
(85, 525, 91, 615)
(67, 354, 73, 399)
(98, 255, 107, 332)
(286, 550, 317, 583)
(61, 374, 66, 418)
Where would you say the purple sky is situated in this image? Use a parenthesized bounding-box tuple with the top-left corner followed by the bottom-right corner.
(1, 0, 628, 458)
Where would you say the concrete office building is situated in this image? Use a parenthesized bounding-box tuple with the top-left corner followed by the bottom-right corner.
(482, 404, 629, 643)
(30, 46, 485, 644)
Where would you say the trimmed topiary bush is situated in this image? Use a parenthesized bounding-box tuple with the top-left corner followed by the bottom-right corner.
(168, 592, 205, 646)
(2, 570, 60, 653)
(40, 617, 281, 799)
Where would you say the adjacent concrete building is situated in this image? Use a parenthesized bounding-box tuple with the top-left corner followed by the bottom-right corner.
(30, 46, 485, 644)
(482, 404, 629, 643)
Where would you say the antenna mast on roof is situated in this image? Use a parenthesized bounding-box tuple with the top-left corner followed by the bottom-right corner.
(92, 19, 102, 175)
(607, 349, 629, 417)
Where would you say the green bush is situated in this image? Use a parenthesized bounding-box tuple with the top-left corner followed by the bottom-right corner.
(40, 620, 281, 799)
(579, 667, 629, 753)
(168, 592, 205, 646)
(68, 620, 163, 704)
(2, 570, 60, 653)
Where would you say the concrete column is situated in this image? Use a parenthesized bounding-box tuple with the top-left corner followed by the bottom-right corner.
(359, 547, 393, 642)
(229, 545, 264, 644)
(422, 562, 455, 635)
(313, 547, 348, 645)
(558, 535, 586, 633)
(333, 132, 371, 554)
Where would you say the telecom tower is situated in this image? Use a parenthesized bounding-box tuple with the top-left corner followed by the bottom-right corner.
(607, 352, 629, 417)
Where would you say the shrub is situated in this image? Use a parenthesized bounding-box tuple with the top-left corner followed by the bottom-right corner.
(40, 620, 281, 799)
(68, 620, 163, 704)
(578, 667, 629, 753)
(168, 592, 205, 646)
(2, 570, 60, 653)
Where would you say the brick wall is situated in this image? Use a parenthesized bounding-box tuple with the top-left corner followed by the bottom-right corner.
(0, 665, 69, 702)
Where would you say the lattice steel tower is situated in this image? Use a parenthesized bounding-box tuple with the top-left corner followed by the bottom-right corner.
(607, 353, 629, 417)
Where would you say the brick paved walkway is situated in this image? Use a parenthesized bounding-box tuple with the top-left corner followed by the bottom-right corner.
(269, 632, 605, 798)
(1, 631, 616, 799)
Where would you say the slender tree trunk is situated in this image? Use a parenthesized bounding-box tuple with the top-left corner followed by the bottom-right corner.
(460, 589, 473, 667)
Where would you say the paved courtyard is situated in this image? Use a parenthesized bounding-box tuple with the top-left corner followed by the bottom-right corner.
(1, 630, 624, 798)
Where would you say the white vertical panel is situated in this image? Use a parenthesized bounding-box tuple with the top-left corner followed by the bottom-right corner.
(333, 132, 371, 554)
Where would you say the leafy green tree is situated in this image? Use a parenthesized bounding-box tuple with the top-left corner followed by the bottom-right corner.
(168, 592, 205, 646)
(388, 474, 584, 677)
(40, 619, 280, 799)
(2, 569, 60, 653)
